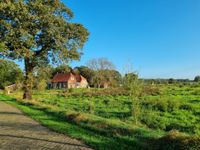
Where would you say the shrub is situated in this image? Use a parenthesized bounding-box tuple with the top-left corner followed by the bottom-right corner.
(142, 98, 180, 112)
(142, 85, 161, 96)
(179, 103, 193, 111)
(167, 99, 180, 112)
(156, 99, 168, 112)
(140, 110, 167, 130)
(36, 79, 47, 91)
(152, 130, 200, 150)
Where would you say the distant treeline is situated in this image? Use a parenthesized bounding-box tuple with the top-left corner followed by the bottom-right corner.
(1, 58, 200, 90)
(142, 78, 194, 84)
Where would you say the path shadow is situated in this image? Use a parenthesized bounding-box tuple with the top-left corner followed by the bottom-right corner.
(0, 121, 57, 133)
(0, 112, 23, 116)
(0, 134, 90, 149)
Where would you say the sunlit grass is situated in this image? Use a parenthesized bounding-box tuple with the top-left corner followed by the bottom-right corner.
(1, 84, 200, 149)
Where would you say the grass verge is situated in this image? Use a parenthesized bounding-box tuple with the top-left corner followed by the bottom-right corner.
(0, 94, 199, 150)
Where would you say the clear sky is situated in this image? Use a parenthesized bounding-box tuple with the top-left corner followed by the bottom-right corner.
(62, 0, 200, 79)
(15, 0, 200, 79)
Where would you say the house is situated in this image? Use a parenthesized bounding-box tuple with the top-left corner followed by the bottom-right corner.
(49, 73, 89, 89)
(5, 84, 17, 94)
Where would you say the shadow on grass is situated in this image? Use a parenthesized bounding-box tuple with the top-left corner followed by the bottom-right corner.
(95, 110, 131, 119)
(190, 99, 200, 103)
(29, 106, 148, 149)
(3, 94, 197, 150)
(0, 95, 149, 149)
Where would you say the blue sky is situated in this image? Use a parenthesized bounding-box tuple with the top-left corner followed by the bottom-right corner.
(17, 0, 200, 79)
(64, 0, 200, 79)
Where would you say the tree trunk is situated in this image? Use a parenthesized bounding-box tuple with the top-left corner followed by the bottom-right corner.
(23, 58, 34, 100)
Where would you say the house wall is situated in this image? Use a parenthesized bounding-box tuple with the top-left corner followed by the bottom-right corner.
(67, 75, 77, 88)
(51, 82, 67, 89)
(80, 79, 88, 88)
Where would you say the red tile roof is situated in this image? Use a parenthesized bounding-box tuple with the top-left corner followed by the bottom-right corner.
(51, 73, 86, 83)
(51, 73, 71, 83)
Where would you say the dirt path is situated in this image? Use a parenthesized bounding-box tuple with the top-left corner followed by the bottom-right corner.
(0, 101, 93, 150)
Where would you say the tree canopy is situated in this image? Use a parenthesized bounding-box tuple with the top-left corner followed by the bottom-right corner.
(0, 1, 89, 99)
(0, 1, 88, 63)
(0, 59, 23, 89)
(87, 57, 115, 71)
(52, 64, 72, 76)
(194, 76, 200, 82)
(73, 66, 95, 86)
(87, 58, 120, 88)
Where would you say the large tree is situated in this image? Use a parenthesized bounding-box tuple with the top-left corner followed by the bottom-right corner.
(73, 66, 95, 86)
(87, 57, 115, 71)
(87, 58, 116, 88)
(194, 76, 200, 82)
(52, 64, 72, 76)
(0, 1, 89, 99)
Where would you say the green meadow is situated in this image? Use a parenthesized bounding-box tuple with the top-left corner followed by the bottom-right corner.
(1, 83, 200, 150)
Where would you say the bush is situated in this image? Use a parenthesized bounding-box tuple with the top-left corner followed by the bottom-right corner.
(36, 79, 47, 91)
(167, 99, 180, 112)
(142, 85, 161, 96)
(152, 130, 200, 150)
(156, 99, 168, 112)
(179, 103, 193, 111)
(61, 88, 129, 97)
(142, 98, 180, 112)
(140, 110, 168, 130)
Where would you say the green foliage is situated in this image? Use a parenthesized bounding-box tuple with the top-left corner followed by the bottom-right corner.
(194, 76, 200, 82)
(36, 79, 47, 91)
(33, 65, 53, 89)
(87, 58, 121, 88)
(140, 110, 167, 130)
(73, 66, 95, 86)
(142, 84, 161, 96)
(0, 1, 89, 99)
(0, 59, 23, 89)
(0, 1, 89, 63)
(2, 83, 200, 149)
(52, 65, 72, 76)
(123, 72, 143, 124)
(168, 78, 176, 84)
(153, 130, 200, 150)
(0, 94, 162, 150)
(142, 98, 180, 112)
(123, 72, 138, 90)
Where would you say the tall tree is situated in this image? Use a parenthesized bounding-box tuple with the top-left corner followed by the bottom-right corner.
(123, 67, 143, 125)
(108, 70, 122, 87)
(123, 73, 138, 89)
(87, 57, 115, 71)
(87, 58, 116, 87)
(52, 65, 72, 76)
(73, 66, 95, 86)
(194, 76, 200, 82)
(0, 1, 89, 99)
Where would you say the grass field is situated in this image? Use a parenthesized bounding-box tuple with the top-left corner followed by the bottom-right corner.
(1, 83, 200, 149)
